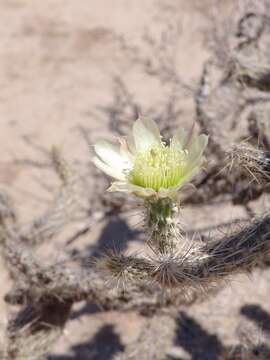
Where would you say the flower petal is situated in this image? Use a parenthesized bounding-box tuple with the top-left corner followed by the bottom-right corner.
(93, 157, 125, 180)
(108, 181, 156, 198)
(171, 128, 189, 150)
(132, 117, 161, 152)
(179, 166, 200, 186)
(94, 140, 125, 167)
(125, 135, 136, 155)
(119, 138, 134, 163)
(186, 134, 208, 168)
(160, 166, 200, 198)
(158, 187, 178, 199)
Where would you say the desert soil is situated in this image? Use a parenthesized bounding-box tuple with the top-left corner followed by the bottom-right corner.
(1, 0, 270, 359)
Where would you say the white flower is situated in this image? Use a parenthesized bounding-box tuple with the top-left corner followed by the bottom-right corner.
(93, 118, 208, 199)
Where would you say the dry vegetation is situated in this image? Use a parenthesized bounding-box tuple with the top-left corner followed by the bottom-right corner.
(2, 0, 270, 359)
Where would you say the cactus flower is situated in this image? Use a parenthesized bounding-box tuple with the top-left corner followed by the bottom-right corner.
(93, 118, 208, 199)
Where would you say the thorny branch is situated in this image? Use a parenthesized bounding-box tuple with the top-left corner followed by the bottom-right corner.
(2, 2, 270, 359)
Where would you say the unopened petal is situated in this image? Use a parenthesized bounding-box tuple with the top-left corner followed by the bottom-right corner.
(133, 117, 161, 152)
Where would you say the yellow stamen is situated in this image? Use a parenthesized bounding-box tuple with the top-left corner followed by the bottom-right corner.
(129, 145, 187, 191)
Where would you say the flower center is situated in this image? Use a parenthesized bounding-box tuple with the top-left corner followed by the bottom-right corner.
(128, 145, 187, 191)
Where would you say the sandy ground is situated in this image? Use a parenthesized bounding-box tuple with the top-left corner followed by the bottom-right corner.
(1, 0, 270, 359)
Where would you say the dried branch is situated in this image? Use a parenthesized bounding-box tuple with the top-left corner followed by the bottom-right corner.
(19, 149, 84, 245)
(2, 300, 72, 360)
